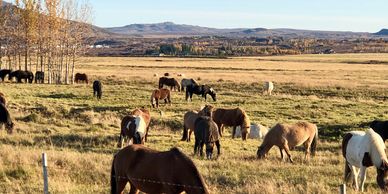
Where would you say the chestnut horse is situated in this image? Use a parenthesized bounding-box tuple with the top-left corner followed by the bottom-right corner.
(257, 121, 318, 163)
(342, 129, 388, 191)
(111, 145, 209, 194)
(208, 106, 250, 140)
(150, 88, 171, 108)
(118, 108, 151, 148)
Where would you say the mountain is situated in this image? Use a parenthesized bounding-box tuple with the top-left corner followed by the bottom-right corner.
(375, 29, 388, 36)
(104, 22, 372, 39)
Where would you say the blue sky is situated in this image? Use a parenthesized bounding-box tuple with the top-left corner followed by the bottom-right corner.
(5, 0, 388, 32)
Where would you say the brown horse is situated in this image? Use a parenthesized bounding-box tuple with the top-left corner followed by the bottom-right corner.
(0, 103, 13, 134)
(208, 106, 251, 140)
(75, 73, 88, 84)
(159, 77, 181, 92)
(118, 108, 151, 148)
(111, 145, 209, 194)
(181, 105, 214, 142)
(257, 122, 318, 163)
(150, 88, 171, 108)
(0, 92, 5, 105)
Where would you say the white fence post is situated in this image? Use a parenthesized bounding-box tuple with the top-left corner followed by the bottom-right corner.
(339, 184, 346, 194)
(42, 153, 49, 194)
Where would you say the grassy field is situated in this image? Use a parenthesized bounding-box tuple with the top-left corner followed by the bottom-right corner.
(1, 53, 388, 193)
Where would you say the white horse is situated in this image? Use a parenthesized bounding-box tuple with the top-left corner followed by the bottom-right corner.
(263, 81, 274, 95)
(342, 128, 388, 192)
(235, 123, 268, 139)
(181, 78, 198, 92)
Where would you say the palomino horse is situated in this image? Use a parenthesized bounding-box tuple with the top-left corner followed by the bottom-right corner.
(0, 103, 13, 134)
(207, 106, 250, 140)
(342, 129, 388, 191)
(369, 120, 388, 141)
(194, 116, 220, 160)
(150, 88, 171, 108)
(111, 145, 209, 194)
(118, 108, 151, 148)
(159, 77, 181, 92)
(257, 122, 318, 163)
(181, 78, 198, 92)
(181, 105, 215, 142)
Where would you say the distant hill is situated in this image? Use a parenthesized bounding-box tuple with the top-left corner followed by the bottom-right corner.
(104, 22, 372, 39)
(375, 29, 388, 36)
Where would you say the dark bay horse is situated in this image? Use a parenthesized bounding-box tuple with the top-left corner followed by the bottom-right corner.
(257, 122, 318, 163)
(370, 120, 388, 141)
(0, 69, 11, 82)
(194, 116, 221, 159)
(111, 145, 209, 194)
(9, 70, 34, 83)
(75, 73, 88, 84)
(209, 106, 250, 140)
(150, 88, 171, 108)
(0, 103, 14, 134)
(93, 80, 102, 100)
(35, 71, 45, 83)
(186, 84, 216, 102)
(118, 108, 151, 148)
(159, 77, 181, 92)
(181, 78, 198, 92)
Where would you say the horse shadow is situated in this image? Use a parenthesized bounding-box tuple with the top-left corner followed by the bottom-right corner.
(38, 93, 78, 99)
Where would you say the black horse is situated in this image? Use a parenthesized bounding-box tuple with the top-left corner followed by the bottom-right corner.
(0, 69, 11, 82)
(93, 80, 102, 100)
(186, 84, 217, 102)
(370, 120, 388, 141)
(194, 116, 220, 159)
(35, 71, 45, 83)
(0, 103, 14, 134)
(9, 70, 34, 83)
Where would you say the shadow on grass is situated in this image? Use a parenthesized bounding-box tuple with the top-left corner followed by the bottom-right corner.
(38, 93, 78, 99)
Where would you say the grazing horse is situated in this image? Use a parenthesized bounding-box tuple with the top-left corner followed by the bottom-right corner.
(150, 88, 171, 108)
(369, 120, 388, 141)
(235, 123, 268, 139)
(111, 145, 209, 194)
(342, 129, 388, 191)
(186, 84, 217, 102)
(159, 77, 181, 92)
(35, 71, 45, 83)
(0, 103, 14, 134)
(9, 70, 34, 83)
(0, 92, 6, 105)
(0, 69, 11, 82)
(75, 73, 88, 84)
(209, 106, 250, 140)
(263, 81, 274, 95)
(118, 108, 151, 148)
(181, 78, 198, 92)
(257, 122, 318, 163)
(93, 80, 102, 100)
(181, 105, 215, 142)
(194, 116, 221, 159)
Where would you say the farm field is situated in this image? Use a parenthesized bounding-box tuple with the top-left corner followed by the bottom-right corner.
(0, 53, 388, 193)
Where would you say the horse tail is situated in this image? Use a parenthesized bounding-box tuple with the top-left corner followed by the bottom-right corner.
(110, 155, 117, 194)
(311, 125, 319, 157)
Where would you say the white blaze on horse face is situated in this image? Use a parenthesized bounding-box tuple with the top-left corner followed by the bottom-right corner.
(135, 116, 147, 134)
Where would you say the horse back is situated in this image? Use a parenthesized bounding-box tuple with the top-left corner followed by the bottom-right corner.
(184, 111, 199, 131)
(213, 108, 242, 126)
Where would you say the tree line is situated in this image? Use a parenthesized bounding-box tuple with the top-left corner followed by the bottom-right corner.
(0, 0, 92, 84)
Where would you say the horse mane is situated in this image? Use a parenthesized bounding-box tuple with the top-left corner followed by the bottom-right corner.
(366, 128, 388, 167)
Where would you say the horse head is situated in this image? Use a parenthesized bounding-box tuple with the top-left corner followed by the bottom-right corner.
(256, 146, 265, 159)
(377, 160, 388, 190)
(209, 88, 217, 101)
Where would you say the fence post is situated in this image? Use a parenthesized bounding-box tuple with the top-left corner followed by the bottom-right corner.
(339, 184, 346, 194)
(42, 153, 49, 194)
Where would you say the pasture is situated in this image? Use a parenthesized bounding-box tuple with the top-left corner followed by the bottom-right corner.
(0, 53, 388, 193)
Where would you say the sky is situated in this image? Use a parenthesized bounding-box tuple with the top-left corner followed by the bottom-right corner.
(5, 0, 388, 32)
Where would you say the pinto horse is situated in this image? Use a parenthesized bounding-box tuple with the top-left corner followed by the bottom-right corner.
(186, 84, 216, 102)
(75, 73, 88, 84)
(150, 88, 171, 108)
(0, 103, 14, 134)
(257, 122, 318, 163)
(118, 108, 151, 148)
(342, 129, 388, 192)
(159, 77, 181, 92)
(111, 145, 209, 194)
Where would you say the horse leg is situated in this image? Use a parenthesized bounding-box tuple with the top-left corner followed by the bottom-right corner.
(194, 139, 199, 155)
(303, 141, 311, 161)
(129, 181, 139, 194)
(156, 99, 159, 109)
(359, 166, 367, 192)
(116, 178, 128, 194)
(232, 126, 236, 139)
(278, 147, 284, 160)
(281, 139, 294, 163)
(350, 166, 359, 190)
(188, 129, 192, 142)
(216, 141, 221, 157)
(199, 142, 204, 157)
